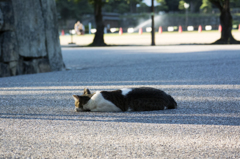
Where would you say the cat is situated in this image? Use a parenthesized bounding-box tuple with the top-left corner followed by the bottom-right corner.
(73, 87, 177, 112)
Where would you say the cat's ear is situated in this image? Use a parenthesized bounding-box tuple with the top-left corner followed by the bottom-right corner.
(73, 95, 80, 102)
(83, 88, 91, 95)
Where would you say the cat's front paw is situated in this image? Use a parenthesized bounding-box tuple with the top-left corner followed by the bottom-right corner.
(75, 108, 91, 112)
(75, 108, 83, 112)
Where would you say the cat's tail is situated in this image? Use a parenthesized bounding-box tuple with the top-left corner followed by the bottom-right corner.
(167, 95, 177, 109)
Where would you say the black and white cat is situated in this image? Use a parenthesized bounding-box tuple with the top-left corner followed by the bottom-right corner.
(73, 87, 177, 112)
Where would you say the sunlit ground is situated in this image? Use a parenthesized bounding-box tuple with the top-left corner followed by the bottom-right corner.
(59, 30, 240, 46)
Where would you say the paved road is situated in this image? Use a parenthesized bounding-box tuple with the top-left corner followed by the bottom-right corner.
(1, 45, 240, 158)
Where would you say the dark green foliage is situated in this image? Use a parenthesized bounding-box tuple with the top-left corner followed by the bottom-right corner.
(56, 0, 93, 20)
(102, 0, 141, 13)
(165, 0, 180, 12)
(200, 0, 212, 13)
(136, 2, 149, 13)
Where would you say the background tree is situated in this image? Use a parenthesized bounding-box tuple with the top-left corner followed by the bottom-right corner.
(156, 0, 168, 12)
(178, 0, 202, 13)
(89, 0, 141, 46)
(56, 0, 107, 46)
(209, 0, 240, 44)
(200, 0, 212, 13)
(89, 0, 106, 46)
(178, 0, 186, 10)
(91, 0, 141, 46)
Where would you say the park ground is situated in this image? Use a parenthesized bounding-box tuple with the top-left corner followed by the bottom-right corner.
(60, 30, 240, 46)
(0, 38, 240, 157)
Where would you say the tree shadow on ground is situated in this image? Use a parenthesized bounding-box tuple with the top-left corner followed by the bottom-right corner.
(1, 105, 239, 126)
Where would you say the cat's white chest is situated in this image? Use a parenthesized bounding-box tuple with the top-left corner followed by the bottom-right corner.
(84, 91, 121, 112)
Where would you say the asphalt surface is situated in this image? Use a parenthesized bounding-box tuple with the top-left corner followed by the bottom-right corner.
(1, 45, 240, 158)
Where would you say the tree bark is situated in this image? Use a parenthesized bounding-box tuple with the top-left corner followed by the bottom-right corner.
(90, 0, 106, 46)
(210, 0, 240, 44)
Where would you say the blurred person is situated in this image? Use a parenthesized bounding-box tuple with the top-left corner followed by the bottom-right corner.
(74, 21, 85, 35)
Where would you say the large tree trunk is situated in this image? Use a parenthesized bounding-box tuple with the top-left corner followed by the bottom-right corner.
(210, 0, 240, 44)
(90, 0, 106, 46)
(0, 0, 64, 77)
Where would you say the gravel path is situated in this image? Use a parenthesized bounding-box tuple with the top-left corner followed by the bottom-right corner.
(1, 45, 240, 158)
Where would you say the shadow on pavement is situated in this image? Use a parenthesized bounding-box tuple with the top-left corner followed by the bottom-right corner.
(1, 106, 239, 126)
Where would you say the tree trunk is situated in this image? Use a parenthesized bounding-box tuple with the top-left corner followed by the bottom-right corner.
(210, 0, 240, 44)
(90, 0, 106, 46)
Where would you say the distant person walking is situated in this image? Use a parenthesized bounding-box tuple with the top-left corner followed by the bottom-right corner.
(74, 21, 85, 35)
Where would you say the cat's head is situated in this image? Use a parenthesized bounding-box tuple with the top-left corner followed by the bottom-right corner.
(73, 88, 92, 112)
